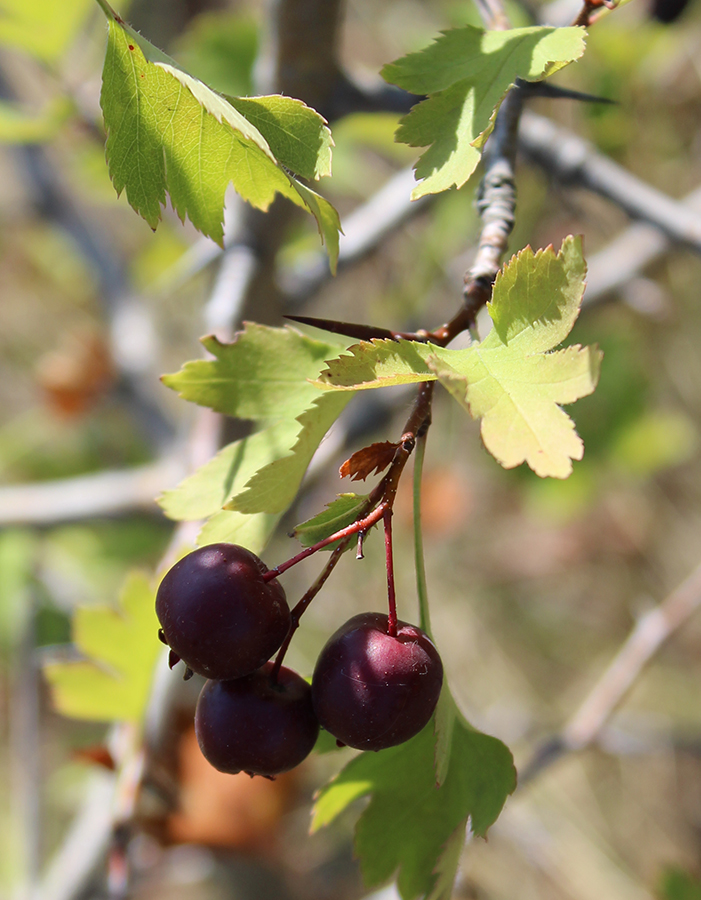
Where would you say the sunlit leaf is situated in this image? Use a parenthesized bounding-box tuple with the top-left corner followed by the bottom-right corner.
(99, 15, 340, 266)
(317, 237, 600, 478)
(162, 325, 345, 421)
(44, 571, 160, 722)
(382, 25, 586, 198)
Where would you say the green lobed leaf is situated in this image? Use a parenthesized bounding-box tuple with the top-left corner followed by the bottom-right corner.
(315, 338, 438, 391)
(162, 324, 345, 421)
(381, 25, 586, 198)
(428, 236, 601, 478)
(317, 237, 600, 479)
(225, 393, 352, 514)
(158, 420, 301, 521)
(0, 0, 93, 62)
(43, 571, 161, 722)
(312, 696, 516, 900)
(99, 16, 340, 266)
(196, 509, 280, 555)
(425, 818, 469, 900)
(228, 95, 333, 181)
(292, 492, 371, 548)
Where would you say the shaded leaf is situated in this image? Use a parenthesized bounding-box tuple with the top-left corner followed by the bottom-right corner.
(312, 694, 515, 900)
(158, 420, 301, 520)
(425, 819, 468, 900)
(382, 25, 585, 198)
(44, 572, 161, 722)
(292, 493, 371, 548)
(340, 441, 398, 481)
(225, 394, 352, 514)
(196, 509, 280, 555)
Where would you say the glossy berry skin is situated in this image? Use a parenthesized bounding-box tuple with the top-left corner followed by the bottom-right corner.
(311, 612, 443, 751)
(194, 663, 320, 777)
(156, 543, 290, 681)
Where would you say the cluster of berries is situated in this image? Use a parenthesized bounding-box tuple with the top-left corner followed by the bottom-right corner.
(156, 543, 443, 777)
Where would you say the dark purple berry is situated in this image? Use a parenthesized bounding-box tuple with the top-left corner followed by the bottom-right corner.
(156, 543, 290, 681)
(194, 663, 320, 777)
(311, 612, 443, 751)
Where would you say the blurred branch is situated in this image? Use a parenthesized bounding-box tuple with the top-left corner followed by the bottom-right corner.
(520, 558, 701, 783)
(584, 184, 701, 305)
(280, 165, 431, 302)
(0, 456, 186, 526)
(519, 111, 701, 255)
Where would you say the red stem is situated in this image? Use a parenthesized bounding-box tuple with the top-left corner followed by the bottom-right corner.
(269, 538, 350, 682)
(383, 507, 397, 637)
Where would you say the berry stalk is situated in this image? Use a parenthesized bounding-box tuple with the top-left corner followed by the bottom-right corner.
(269, 537, 351, 682)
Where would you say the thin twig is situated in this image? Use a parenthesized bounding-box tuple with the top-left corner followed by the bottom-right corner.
(520, 558, 701, 783)
(519, 111, 701, 255)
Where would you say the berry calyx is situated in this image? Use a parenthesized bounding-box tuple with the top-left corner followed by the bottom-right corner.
(311, 612, 443, 751)
(194, 663, 320, 777)
(156, 543, 291, 681)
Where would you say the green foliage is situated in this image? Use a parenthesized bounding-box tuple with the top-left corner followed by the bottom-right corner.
(659, 867, 701, 900)
(317, 236, 600, 478)
(292, 493, 371, 548)
(173, 11, 259, 97)
(225, 395, 351, 514)
(0, 530, 35, 655)
(162, 324, 343, 420)
(98, 14, 340, 266)
(0, 97, 71, 144)
(312, 689, 516, 900)
(43, 571, 161, 721)
(0, 0, 93, 62)
(160, 325, 355, 545)
(382, 25, 586, 197)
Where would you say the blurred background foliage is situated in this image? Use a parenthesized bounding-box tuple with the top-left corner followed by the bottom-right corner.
(3, 0, 701, 898)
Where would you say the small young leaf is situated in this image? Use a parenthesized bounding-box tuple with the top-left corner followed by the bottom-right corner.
(225, 394, 352, 514)
(99, 16, 340, 266)
(340, 441, 398, 481)
(44, 572, 160, 722)
(381, 25, 586, 198)
(292, 493, 371, 548)
(312, 702, 516, 900)
(162, 324, 345, 421)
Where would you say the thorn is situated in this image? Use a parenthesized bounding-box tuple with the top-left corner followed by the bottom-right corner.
(157, 628, 168, 645)
(356, 531, 365, 559)
(168, 649, 180, 669)
(183, 666, 194, 681)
